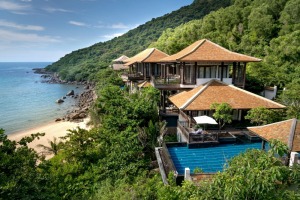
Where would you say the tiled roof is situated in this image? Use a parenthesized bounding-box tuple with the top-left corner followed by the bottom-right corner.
(160, 39, 261, 63)
(125, 48, 169, 66)
(113, 55, 129, 62)
(169, 80, 285, 110)
(248, 119, 300, 152)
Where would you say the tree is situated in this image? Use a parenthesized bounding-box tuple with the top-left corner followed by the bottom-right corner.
(210, 102, 233, 129)
(280, 80, 300, 119)
(37, 137, 62, 156)
(205, 145, 299, 199)
(0, 129, 53, 199)
(245, 107, 280, 125)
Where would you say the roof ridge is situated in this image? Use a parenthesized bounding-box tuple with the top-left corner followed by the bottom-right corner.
(247, 118, 294, 129)
(154, 48, 169, 57)
(228, 84, 286, 108)
(142, 48, 155, 62)
(288, 118, 297, 150)
(180, 79, 214, 109)
(206, 40, 262, 61)
(178, 39, 206, 61)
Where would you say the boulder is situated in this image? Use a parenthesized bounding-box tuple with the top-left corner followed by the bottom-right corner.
(79, 113, 86, 118)
(56, 99, 64, 103)
(66, 90, 74, 96)
(55, 118, 62, 122)
(69, 113, 80, 120)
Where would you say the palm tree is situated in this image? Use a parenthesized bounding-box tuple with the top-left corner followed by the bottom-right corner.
(37, 137, 62, 155)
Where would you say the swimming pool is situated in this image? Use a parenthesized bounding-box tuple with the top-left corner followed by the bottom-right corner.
(168, 142, 262, 174)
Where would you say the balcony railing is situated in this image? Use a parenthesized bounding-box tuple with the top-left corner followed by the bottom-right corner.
(128, 73, 145, 80)
(153, 75, 181, 85)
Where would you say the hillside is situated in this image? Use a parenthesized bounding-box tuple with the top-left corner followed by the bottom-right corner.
(45, 0, 231, 81)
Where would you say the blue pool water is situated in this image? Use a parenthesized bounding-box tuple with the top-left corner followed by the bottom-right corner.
(168, 142, 262, 174)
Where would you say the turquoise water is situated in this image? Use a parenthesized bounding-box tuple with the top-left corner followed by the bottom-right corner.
(168, 142, 262, 174)
(0, 62, 83, 134)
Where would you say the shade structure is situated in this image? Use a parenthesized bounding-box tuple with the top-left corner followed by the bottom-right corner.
(193, 115, 218, 125)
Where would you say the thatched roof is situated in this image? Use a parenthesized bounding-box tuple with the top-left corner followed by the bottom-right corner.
(169, 80, 285, 110)
(160, 39, 261, 63)
(248, 119, 300, 152)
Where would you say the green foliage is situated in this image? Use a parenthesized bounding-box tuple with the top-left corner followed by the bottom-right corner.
(0, 129, 53, 199)
(210, 102, 232, 129)
(280, 80, 300, 119)
(269, 139, 289, 157)
(36, 137, 62, 155)
(207, 149, 298, 199)
(151, 0, 299, 103)
(245, 107, 282, 125)
(193, 167, 204, 173)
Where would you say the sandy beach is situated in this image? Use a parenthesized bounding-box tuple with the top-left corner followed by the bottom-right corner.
(7, 118, 91, 158)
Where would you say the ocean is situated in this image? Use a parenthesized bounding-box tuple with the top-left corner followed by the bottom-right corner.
(0, 62, 83, 135)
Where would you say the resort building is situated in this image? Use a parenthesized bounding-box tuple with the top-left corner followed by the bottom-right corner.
(148, 39, 290, 185)
(112, 55, 129, 70)
(125, 48, 169, 92)
(169, 79, 285, 143)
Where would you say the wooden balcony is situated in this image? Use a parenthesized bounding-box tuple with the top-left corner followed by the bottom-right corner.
(151, 75, 197, 90)
(128, 73, 145, 81)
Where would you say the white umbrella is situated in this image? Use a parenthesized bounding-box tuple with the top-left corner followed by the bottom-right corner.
(193, 115, 218, 126)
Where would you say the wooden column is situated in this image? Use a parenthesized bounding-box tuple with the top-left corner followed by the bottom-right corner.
(194, 62, 197, 85)
(232, 62, 236, 85)
(180, 63, 184, 84)
(221, 62, 224, 82)
(149, 63, 152, 77)
(142, 63, 147, 80)
(261, 140, 266, 150)
(242, 62, 247, 88)
(166, 65, 169, 83)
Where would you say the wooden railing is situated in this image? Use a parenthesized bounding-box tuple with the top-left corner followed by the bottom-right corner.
(178, 120, 190, 142)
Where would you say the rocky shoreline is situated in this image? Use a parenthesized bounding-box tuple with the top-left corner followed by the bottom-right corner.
(33, 68, 97, 123)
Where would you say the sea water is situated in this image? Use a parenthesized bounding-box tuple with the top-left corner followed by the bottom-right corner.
(0, 62, 83, 134)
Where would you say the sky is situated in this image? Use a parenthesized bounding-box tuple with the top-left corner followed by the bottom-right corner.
(0, 0, 193, 62)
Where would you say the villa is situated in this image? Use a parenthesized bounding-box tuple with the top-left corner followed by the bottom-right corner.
(112, 55, 129, 71)
(121, 39, 296, 184)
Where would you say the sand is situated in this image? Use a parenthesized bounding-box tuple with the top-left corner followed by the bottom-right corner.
(7, 118, 91, 159)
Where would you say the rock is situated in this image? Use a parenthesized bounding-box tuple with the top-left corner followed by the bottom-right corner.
(56, 99, 64, 103)
(62, 96, 66, 99)
(79, 113, 86, 118)
(55, 118, 62, 122)
(66, 90, 74, 96)
(84, 85, 89, 90)
(69, 113, 80, 120)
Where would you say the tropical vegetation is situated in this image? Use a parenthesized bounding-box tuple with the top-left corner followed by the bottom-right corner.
(1, 0, 300, 199)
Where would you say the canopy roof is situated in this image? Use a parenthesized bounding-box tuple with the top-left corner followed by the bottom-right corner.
(160, 39, 261, 63)
(248, 119, 300, 152)
(125, 48, 169, 66)
(169, 80, 285, 110)
(138, 81, 152, 88)
(113, 55, 129, 62)
(194, 115, 218, 125)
